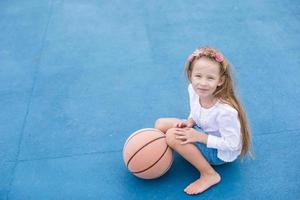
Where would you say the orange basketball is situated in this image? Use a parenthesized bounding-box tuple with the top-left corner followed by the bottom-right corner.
(123, 128, 173, 179)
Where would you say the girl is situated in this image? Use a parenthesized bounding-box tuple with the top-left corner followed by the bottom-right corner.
(155, 47, 252, 195)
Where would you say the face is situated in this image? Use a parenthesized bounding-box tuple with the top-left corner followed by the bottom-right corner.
(189, 57, 224, 100)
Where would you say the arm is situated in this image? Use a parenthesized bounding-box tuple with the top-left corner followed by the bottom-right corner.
(174, 110, 241, 150)
(206, 111, 242, 151)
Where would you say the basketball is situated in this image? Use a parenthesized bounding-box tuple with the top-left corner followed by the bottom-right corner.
(123, 128, 173, 179)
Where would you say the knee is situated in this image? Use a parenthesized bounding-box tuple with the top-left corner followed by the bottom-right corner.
(165, 128, 179, 148)
(155, 118, 166, 132)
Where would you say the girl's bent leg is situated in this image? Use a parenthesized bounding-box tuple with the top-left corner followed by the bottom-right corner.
(154, 118, 182, 133)
(166, 128, 221, 195)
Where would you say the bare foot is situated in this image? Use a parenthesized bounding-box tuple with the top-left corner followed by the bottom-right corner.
(184, 173, 221, 195)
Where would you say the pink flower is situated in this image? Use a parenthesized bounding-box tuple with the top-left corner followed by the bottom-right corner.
(215, 53, 224, 62)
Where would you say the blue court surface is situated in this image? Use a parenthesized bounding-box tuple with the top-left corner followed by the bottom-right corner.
(1, 1, 300, 199)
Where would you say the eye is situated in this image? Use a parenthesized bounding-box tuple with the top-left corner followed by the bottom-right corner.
(207, 77, 215, 80)
(195, 75, 202, 78)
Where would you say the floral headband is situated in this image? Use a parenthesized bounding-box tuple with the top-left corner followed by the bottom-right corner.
(188, 48, 224, 63)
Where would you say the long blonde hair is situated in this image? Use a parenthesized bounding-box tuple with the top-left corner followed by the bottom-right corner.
(185, 46, 253, 158)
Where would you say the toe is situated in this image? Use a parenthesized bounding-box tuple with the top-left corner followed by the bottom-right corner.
(188, 187, 195, 195)
(184, 186, 188, 193)
(192, 187, 198, 195)
(186, 188, 193, 195)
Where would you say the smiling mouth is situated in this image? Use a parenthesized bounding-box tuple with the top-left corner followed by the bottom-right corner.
(198, 88, 209, 92)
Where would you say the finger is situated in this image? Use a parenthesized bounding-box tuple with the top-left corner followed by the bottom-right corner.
(176, 122, 182, 127)
(178, 123, 187, 128)
(174, 131, 185, 136)
(181, 140, 189, 145)
(173, 128, 185, 132)
(176, 136, 186, 140)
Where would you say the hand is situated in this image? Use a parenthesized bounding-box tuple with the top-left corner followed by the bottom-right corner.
(176, 120, 194, 128)
(174, 128, 202, 145)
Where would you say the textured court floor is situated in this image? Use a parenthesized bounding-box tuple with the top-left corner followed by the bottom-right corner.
(1, 0, 300, 199)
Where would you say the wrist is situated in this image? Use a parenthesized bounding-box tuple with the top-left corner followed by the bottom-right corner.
(197, 132, 208, 144)
(187, 118, 195, 125)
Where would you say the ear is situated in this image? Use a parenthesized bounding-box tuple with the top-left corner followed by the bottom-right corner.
(218, 76, 225, 86)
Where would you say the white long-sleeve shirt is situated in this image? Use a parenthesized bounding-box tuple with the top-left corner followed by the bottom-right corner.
(188, 84, 242, 162)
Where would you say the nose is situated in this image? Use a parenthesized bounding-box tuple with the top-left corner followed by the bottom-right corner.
(196, 78, 207, 86)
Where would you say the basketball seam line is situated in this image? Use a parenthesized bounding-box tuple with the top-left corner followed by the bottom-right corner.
(126, 136, 166, 171)
(134, 145, 170, 175)
(155, 147, 173, 177)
